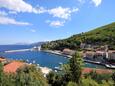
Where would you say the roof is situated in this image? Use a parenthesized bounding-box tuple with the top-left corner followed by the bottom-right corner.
(63, 48, 71, 51)
(85, 51, 95, 54)
(3, 61, 25, 73)
(108, 50, 115, 53)
(83, 68, 113, 74)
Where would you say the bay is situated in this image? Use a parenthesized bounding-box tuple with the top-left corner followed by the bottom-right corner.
(0, 45, 105, 69)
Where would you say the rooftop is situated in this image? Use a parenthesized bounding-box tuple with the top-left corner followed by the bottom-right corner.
(83, 68, 113, 74)
(3, 61, 25, 73)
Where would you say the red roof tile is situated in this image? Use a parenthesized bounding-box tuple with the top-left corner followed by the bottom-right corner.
(3, 61, 25, 73)
(82, 68, 113, 74)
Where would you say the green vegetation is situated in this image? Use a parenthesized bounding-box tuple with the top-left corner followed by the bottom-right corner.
(46, 52, 114, 86)
(0, 63, 48, 86)
(42, 22, 115, 50)
(69, 52, 83, 83)
(84, 70, 112, 84)
(112, 72, 115, 85)
(0, 52, 114, 86)
(46, 52, 83, 86)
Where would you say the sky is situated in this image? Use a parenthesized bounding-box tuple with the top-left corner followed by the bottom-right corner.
(0, 0, 115, 44)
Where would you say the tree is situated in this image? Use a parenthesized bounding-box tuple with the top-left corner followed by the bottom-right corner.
(46, 71, 56, 85)
(15, 65, 48, 86)
(82, 77, 99, 86)
(49, 52, 83, 85)
(112, 72, 115, 85)
(67, 81, 78, 86)
(0, 63, 4, 85)
(69, 52, 83, 84)
(46, 71, 63, 86)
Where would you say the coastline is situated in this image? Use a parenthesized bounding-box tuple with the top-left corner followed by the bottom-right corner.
(1, 48, 115, 69)
(42, 50, 115, 69)
(42, 50, 72, 58)
(84, 59, 115, 69)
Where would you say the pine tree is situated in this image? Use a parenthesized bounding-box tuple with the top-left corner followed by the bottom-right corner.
(69, 52, 83, 84)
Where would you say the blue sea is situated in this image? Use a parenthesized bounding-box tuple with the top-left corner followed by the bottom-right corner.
(0, 45, 34, 52)
(0, 45, 105, 69)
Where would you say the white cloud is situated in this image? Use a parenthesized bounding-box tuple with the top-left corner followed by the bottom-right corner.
(45, 7, 79, 27)
(0, 0, 42, 14)
(46, 20, 65, 27)
(0, 0, 79, 21)
(48, 7, 79, 20)
(77, 0, 102, 7)
(0, 0, 33, 13)
(0, 16, 31, 26)
(91, 0, 102, 7)
(0, 0, 80, 26)
(30, 29, 36, 32)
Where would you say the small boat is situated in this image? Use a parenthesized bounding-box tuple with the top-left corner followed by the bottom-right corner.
(55, 66, 60, 69)
(59, 62, 63, 65)
(105, 64, 110, 67)
(32, 60, 36, 64)
(37, 64, 39, 66)
(29, 63, 32, 65)
(54, 70, 57, 72)
(26, 59, 29, 62)
(54, 67, 62, 71)
(105, 64, 115, 69)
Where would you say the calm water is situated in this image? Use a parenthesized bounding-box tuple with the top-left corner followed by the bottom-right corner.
(0, 45, 105, 69)
(0, 51, 68, 69)
(0, 45, 34, 52)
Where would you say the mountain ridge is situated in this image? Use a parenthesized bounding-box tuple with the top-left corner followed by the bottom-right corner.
(41, 22, 115, 50)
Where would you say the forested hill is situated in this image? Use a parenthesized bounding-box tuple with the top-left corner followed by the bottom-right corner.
(41, 22, 115, 50)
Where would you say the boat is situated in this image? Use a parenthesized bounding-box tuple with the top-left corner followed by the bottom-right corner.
(54, 66, 62, 71)
(26, 59, 29, 62)
(105, 64, 115, 69)
(32, 60, 36, 64)
(59, 62, 63, 65)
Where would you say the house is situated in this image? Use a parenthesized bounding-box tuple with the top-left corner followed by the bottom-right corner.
(62, 48, 75, 55)
(3, 61, 26, 73)
(83, 51, 95, 58)
(82, 68, 113, 74)
(108, 50, 115, 60)
(95, 51, 105, 56)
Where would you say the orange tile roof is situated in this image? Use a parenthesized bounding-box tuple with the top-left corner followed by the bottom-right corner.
(82, 68, 113, 74)
(3, 61, 25, 73)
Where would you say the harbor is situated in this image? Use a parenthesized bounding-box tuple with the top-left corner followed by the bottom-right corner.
(43, 50, 72, 58)
(2, 47, 115, 69)
(84, 59, 115, 69)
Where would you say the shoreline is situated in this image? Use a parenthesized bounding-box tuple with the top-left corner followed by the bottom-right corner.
(84, 59, 115, 69)
(42, 50, 72, 58)
(1, 49, 115, 69)
(42, 50, 115, 69)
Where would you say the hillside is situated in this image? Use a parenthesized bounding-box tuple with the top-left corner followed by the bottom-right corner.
(41, 22, 115, 50)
